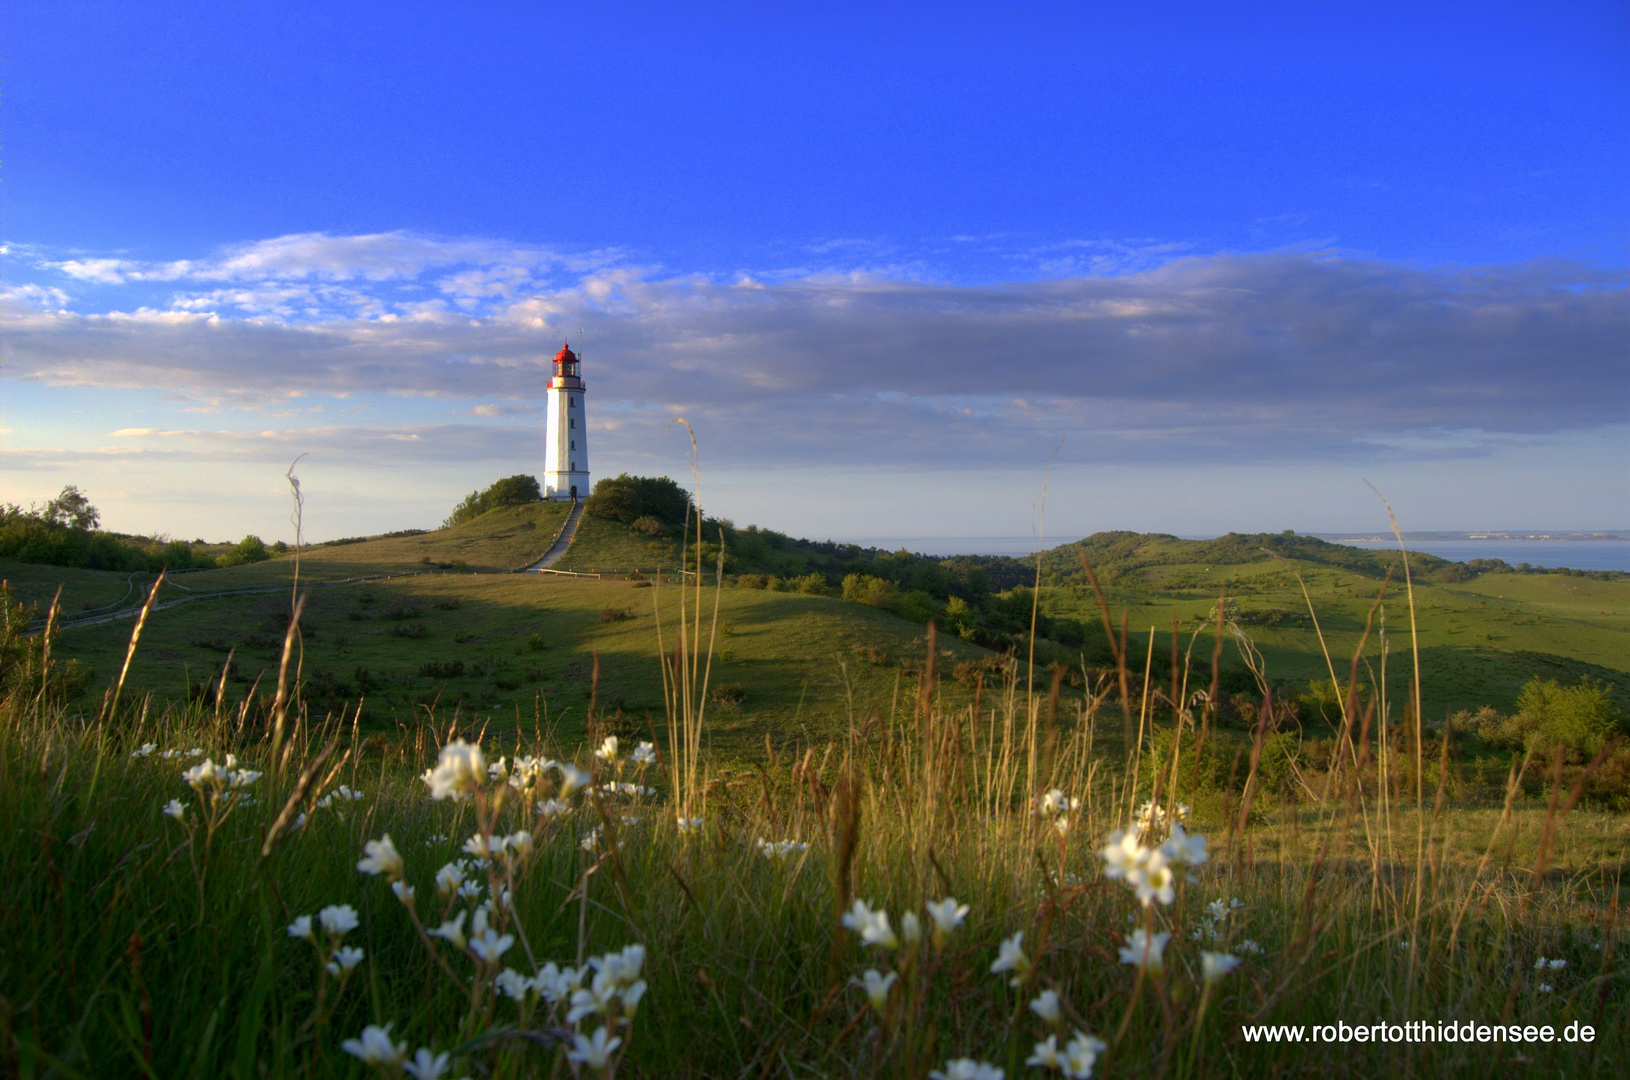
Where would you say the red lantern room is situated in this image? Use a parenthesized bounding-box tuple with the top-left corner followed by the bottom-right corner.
(550, 342, 583, 388)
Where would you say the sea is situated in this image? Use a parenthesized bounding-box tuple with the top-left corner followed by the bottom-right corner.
(832, 535, 1630, 572)
(1312, 539, 1630, 573)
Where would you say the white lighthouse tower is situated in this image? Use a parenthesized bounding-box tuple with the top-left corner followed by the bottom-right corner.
(543, 341, 589, 500)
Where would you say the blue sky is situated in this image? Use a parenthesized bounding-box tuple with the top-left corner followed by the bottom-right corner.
(3, 1, 1626, 546)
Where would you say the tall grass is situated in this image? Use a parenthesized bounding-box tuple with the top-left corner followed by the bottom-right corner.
(0, 552, 1623, 1078)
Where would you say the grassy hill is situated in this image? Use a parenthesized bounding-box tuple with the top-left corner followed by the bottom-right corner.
(3, 502, 992, 754)
(6, 504, 1628, 747)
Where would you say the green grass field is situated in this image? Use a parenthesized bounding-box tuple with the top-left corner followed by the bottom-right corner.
(8, 507, 1625, 743)
(1, 506, 1627, 1078)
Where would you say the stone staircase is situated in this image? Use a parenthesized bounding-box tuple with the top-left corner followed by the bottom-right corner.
(524, 498, 584, 571)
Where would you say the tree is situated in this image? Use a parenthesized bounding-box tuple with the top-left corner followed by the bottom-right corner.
(584, 474, 693, 528)
(217, 535, 272, 567)
(445, 475, 543, 527)
(42, 486, 100, 531)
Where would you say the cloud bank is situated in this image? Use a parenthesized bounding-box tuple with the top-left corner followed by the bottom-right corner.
(5, 233, 1625, 469)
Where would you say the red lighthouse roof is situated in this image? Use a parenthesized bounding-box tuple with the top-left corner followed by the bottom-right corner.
(553, 342, 578, 365)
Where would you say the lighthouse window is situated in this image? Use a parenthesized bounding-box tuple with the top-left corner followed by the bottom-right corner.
(569, 418, 574, 429)
(570, 440, 575, 450)
(568, 398, 575, 409)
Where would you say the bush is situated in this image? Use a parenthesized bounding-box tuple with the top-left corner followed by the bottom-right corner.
(1453, 678, 1623, 759)
(852, 644, 890, 666)
(418, 660, 466, 679)
(444, 475, 543, 527)
(1511, 678, 1621, 757)
(708, 683, 746, 708)
(791, 573, 831, 596)
(216, 534, 272, 567)
(526, 633, 546, 652)
(631, 515, 669, 537)
(585, 474, 693, 528)
(600, 608, 634, 623)
(0, 500, 215, 573)
(841, 574, 899, 610)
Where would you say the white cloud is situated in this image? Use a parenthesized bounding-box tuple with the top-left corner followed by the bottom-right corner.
(5, 234, 1625, 472)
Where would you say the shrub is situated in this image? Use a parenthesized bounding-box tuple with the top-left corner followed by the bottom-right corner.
(841, 574, 899, 610)
(852, 644, 890, 666)
(418, 660, 465, 679)
(585, 474, 693, 528)
(216, 534, 272, 567)
(1505, 678, 1622, 757)
(432, 597, 462, 610)
(444, 475, 542, 527)
(791, 573, 830, 596)
(390, 623, 427, 639)
(709, 683, 746, 707)
(1451, 679, 1622, 759)
(600, 608, 634, 623)
(952, 660, 984, 687)
(526, 633, 546, 652)
(631, 515, 669, 537)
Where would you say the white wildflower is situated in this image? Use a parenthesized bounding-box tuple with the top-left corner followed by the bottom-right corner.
(631, 741, 657, 765)
(1099, 830, 1147, 880)
(1038, 788, 1080, 816)
(841, 899, 900, 950)
(340, 1024, 406, 1066)
(594, 736, 620, 763)
(1160, 823, 1208, 867)
(537, 798, 571, 820)
(1127, 849, 1176, 907)
(1030, 988, 1062, 1025)
(429, 911, 467, 950)
(163, 799, 186, 820)
(852, 968, 897, 1012)
(131, 742, 156, 758)
(434, 861, 466, 899)
(402, 1048, 453, 1080)
(567, 1025, 621, 1071)
(391, 881, 416, 904)
(327, 945, 365, 974)
(991, 932, 1031, 986)
(1061, 1030, 1107, 1079)
(555, 762, 591, 798)
(1118, 929, 1170, 975)
(495, 968, 534, 1001)
(926, 897, 969, 949)
(318, 904, 360, 938)
(425, 739, 486, 801)
(1027, 1034, 1062, 1069)
(469, 926, 514, 963)
(1201, 951, 1241, 984)
(929, 1060, 1004, 1080)
(357, 834, 404, 879)
(286, 915, 314, 940)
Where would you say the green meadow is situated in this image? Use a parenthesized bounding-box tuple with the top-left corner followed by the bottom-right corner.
(1, 496, 1627, 1078)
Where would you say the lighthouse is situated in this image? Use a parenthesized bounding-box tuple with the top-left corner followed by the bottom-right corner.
(543, 342, 589, 500)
